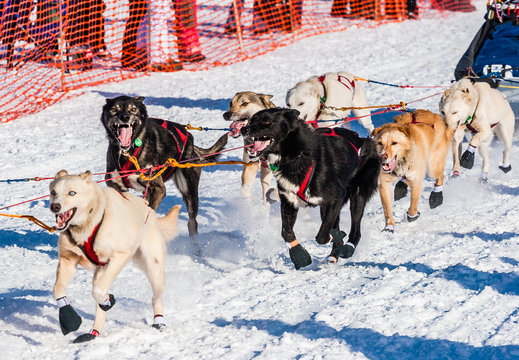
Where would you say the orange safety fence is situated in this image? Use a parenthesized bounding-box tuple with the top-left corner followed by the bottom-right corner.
(0, 0, 476, 123)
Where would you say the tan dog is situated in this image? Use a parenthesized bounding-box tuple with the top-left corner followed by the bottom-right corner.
(371, 110, 450, 232)
(49, 170, 180, 343)
(439, 78, 515, 181)
(223, 91, 279, 204)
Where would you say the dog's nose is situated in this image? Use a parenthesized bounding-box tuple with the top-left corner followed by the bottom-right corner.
(118, 113, 130, 122)
(241, 126, 249, 135)
(50, 203, 61, 213)
(380, 153, 388, 161)
(223, 111, 231, 120)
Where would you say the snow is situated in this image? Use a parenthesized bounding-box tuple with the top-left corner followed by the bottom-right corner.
(1, 3, 519, 359)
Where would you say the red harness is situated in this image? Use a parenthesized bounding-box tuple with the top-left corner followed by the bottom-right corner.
(310, 75, 356, 129)
(67, 215, 105, 266)
(296, 129, 361, 203)
(115, 119, 189, 189)
(411, 113, 434, 129)
(466, 122, 499, 134)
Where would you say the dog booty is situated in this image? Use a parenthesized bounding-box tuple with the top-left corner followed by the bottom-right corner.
(394, 181, 408, 201)
(407, 211, 421, 222)
(289, 244, 312, 270)
(499, 164, 512, 173)
(336, 242, 356, 259)
(99, 294, 116, 312)
(330, 229, 346, 243)
(73, 329, 99, 343)
(460, 150, 475, 169)
(57, 298, 82, 335)
(429, 191, 443, 209)
(152, 315, 167, 330)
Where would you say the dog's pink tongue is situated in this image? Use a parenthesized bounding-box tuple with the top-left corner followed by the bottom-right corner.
(118, 127, 133, 147)
(228, 121, 245, 138)
(251, 140, 268, 154)
(382, 157, 397, 173)
(57, 211, 70, 228)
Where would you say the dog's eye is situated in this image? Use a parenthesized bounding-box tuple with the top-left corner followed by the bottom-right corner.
(391, 142, 398, 145)
(263, 121, 271, 125)
(298, 102, 304, 106)
(129, 107, 138, 114)
(68, 191, 76, 196)
(241, 102, 249, 106)
(451, 111, 457, 115)
(50, 190, 57, 196)
(110, 108, 117, 115)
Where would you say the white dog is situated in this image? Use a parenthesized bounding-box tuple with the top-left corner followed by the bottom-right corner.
(439, 78, 515, 180)
(49, 170, 180, 343)
(286, 71, 374, 133)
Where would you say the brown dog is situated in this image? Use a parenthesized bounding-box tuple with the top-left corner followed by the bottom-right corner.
(371, 110, 450, 232)
(223, 91, 278, 205)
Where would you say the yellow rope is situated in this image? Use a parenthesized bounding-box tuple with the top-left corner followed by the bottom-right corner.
(185, 124, 203, 131)
(322, 101, 407, 112)
(126, 155, 252, 182)
(0, 213, 55, 233)
(499, 85, 519, 89)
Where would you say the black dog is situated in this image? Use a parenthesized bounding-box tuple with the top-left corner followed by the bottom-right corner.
(241, 108, 380, 269)
(101, 95, 228, 236)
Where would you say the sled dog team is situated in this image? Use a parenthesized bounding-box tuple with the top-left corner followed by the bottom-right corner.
(48, 73, 515, 342)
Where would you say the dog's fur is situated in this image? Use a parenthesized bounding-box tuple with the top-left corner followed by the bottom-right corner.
(49, 170, 180, 341)
(285, 71, 374, 132)
(241, 108, 380, 269)
(102, 95, 228, 236)
(223, 91, 278, 204)
(439, 78, 515, 179)
(371, 110, 450, 231)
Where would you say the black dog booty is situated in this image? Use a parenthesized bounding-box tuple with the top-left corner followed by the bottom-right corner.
(289, 244, 312, 270)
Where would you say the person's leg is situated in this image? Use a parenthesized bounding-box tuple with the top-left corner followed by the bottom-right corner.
(174, 0, 205, 62)
(121, 0, 147, 68)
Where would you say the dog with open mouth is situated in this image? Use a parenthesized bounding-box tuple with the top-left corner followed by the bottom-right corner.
(101, 95, 228, 236)
(371, 110, 450, 232)
(223, 91, 278, 205)
(241, 108, 380, 269)
(49, 170, 180, 343)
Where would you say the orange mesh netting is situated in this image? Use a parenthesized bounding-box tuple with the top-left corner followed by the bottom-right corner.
(0, 0, 476, 122)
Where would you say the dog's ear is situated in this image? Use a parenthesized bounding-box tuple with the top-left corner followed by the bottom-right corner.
(133, 96, 145, 103)
(54, 170, 68, 179)
(370, 127, 382, 138)
(260, 94, 274, 108)
(79, 171, 92, 181)
(441, 89, 451, 102)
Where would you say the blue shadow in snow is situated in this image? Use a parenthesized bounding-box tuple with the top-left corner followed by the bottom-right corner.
(0, 229, 58, 257)
(95, 91, 231, 112)
(0, 288, 55, 339)
(438, 231, 517, 243)
(212, 317, 519, 360)
(350, 261, 519, 296)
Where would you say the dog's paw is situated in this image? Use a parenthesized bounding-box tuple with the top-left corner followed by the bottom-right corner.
(429, 191, 443, 209)
(394, 181, 408, 201)
(57, 298, 82, 335)
(98, 294, 116, 312)
(152, 315, 167, 330)
(460, 150, 475, 169)
(406, 211, 420, 222)
(289, 244, 312, 270)
(266, 188, 279, 204)
(325, 255, 338, 264)
(499, 164, 512, 173)
(330, 229, 346, 243)
(382, 225, 394, 233)
(73, 329, 99, 343)
(336, 243, 355, 259)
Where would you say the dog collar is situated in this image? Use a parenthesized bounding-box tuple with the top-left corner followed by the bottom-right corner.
(462, 115, 472, 125)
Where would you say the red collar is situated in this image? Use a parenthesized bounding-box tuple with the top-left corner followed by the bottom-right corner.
(466, 122, 499, 134)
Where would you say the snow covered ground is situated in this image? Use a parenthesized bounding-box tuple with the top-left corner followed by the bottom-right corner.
(1, 3, 519, 359)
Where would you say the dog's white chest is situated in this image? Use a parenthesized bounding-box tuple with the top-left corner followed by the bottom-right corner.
(275, 174, 322, 208)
